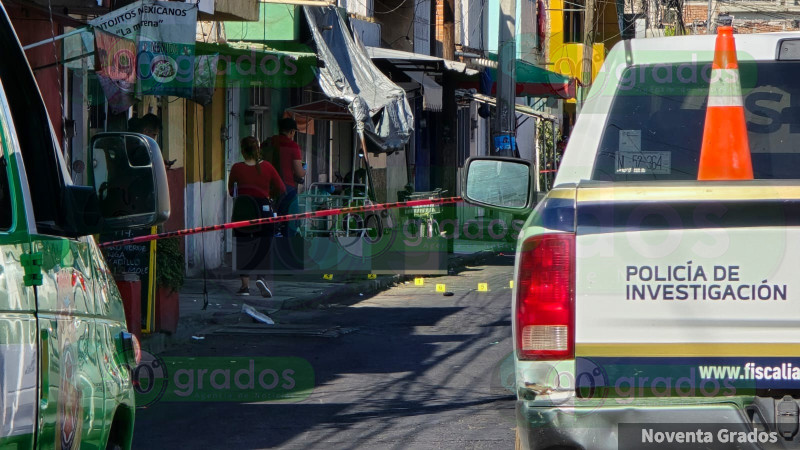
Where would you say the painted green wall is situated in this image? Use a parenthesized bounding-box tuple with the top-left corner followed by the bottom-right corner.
(225, 4, 299, 41)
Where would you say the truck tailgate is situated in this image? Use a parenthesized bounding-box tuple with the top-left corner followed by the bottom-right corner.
(574, 183, 800, 395)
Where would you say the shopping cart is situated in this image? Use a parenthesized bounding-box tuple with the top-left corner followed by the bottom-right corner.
(298, 181, 391, 244)
(401, 188, 446, 238)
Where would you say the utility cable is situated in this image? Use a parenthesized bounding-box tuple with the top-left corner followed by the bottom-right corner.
(375, 0, 412, 14)
(192, 103, 210, 310)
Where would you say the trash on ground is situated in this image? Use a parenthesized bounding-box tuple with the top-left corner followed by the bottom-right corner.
(443, 292, 454, 296)
(241, 303, 275, 325)
(209, 324, 358, 338)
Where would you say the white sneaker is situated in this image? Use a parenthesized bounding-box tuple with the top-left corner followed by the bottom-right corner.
(255, 279, 272, 298)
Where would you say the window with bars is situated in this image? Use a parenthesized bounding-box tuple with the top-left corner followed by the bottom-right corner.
(248, 86, 271, 142)
(563, 0, 584, 43)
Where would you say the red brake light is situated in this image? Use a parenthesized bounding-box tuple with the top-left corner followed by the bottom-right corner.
(516, 233, 575, 360)
(120, 331, 142, 366)
(132, 333, 142, 365)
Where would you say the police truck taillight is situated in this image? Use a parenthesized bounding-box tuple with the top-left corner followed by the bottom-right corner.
(516, 233, 575, 360)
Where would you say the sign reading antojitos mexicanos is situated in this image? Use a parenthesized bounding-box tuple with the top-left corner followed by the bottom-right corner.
(136, 3, 197, 97)
(90, 0, 198, 99)
(90, 0, 318, 102)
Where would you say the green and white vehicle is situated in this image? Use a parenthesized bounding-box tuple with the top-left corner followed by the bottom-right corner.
(0, 2, 169, 449)
(465, 32, 800, 449)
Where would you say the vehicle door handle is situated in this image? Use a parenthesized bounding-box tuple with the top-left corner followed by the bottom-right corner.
(40, 328, 49, 407)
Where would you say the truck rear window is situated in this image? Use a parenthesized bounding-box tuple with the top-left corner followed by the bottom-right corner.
(591, 61, 800, 181)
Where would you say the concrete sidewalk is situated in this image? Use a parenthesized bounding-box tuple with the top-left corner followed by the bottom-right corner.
(141, 240, 513, 353)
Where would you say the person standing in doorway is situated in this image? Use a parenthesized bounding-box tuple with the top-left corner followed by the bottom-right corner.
(129, 113, 175, 169)
(138, 113, 161, 141)
(229, 136, 286, 296)
(262, 117, 306, 235)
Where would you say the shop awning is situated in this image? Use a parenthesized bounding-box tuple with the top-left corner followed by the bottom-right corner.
(215, 41, 318, 63)
(462, 54, 576, 99)
(366, 46, 478, 75)
(366, 47, 479, 111)
(194, 41, 317, 88)
(501, 57, 575, 98)
(456, 90, 557, 121)
(285, 99, 352, 121)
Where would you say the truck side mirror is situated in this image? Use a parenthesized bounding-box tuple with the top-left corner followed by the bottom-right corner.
(462, 157, 535, 212)
(88, 132, 170, 231)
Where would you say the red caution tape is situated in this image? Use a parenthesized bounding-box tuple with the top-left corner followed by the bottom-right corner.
(99, 196, 464, 248)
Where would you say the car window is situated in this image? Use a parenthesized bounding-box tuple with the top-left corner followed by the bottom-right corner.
(0, 8, 65, 234)
(0, 155, 12, 230)
(592, 61, 800, 181)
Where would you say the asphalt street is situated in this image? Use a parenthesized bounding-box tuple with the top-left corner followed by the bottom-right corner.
(132, 254, 517, 449)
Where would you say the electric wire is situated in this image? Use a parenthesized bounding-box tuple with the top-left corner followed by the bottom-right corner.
(375, 0, 413, 14)
(198, 11, 212, 310)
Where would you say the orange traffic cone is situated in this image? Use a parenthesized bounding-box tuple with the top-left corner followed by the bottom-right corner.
(697, 26, 753, 180)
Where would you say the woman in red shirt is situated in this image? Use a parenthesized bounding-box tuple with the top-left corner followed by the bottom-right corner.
(229, 136, 286, 296)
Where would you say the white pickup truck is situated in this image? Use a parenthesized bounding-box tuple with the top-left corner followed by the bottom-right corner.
(465, 31, 800, 449)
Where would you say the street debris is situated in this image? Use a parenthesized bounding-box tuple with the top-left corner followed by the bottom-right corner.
(209, 324, 358, 338)
(443, 292, 454, 296)
(241, 304, 275, 325)
(191, 336, 205, 340)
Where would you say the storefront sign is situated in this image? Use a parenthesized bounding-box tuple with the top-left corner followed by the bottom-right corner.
(136, 2, 198, 97)
(94, 29, 137, 113)
(90, 0, 200, 101)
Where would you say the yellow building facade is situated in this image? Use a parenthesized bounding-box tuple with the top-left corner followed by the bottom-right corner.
(545, 0, 620, 103)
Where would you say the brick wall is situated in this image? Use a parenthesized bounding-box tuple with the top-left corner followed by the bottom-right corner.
(683, 4, 707, 24)
(735, 21, 798, 33)
(683, 2, 800, 34)
(435, 0, 445, 57)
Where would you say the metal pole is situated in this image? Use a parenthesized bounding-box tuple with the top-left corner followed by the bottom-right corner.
(357, 130, 376, 203)
(707, 0, 711, 33)
(23, 27, 87, 51)
(551, 119, 556, 189)
(580, 0, 596, 110)
(493, 0, 516, 156)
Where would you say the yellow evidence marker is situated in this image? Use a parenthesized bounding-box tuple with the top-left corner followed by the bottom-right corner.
(478, 283, 488, 292)
(436, 284, 446, 293)
(509, 280, 514, 289)
(323, 274, 333, 280)
(368, 274, 377, 279)
(414, 277, 424, 286)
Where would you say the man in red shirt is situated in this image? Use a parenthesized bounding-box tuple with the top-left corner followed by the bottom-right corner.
(263, 117, 306, 235)
(273, 118, 306, 188)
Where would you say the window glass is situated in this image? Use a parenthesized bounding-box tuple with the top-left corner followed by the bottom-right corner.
(0, 10, 63, 233)
(563, 2, 584, 44)
(0, 155, 12, 230)
(591, 61, 800, 181)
